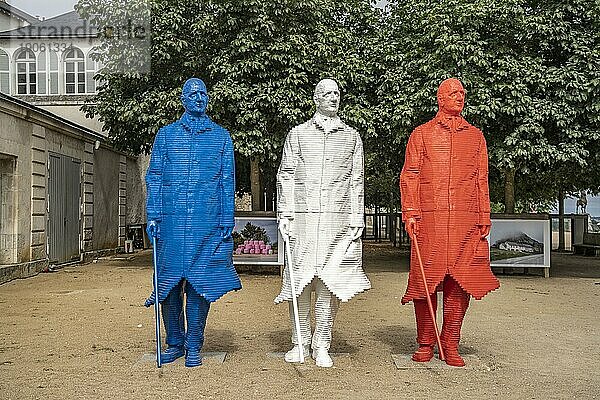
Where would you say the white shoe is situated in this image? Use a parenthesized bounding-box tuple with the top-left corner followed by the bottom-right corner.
(284, 345, 309, 363)
(312, 347, 333, 368)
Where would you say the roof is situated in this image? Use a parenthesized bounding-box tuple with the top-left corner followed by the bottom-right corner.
(0, 10, 97, 39)
(0, 91, 105, 142)
(0, 2, 38, 25)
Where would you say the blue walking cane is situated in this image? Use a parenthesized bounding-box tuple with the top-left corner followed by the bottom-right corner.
(152, 236, 162, 368)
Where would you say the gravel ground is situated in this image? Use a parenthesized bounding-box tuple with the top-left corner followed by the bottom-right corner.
(0, 243, 598, 400)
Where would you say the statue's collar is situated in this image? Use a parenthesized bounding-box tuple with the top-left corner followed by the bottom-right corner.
(312, 113, 344, 134)
(434, 111, 469, 131)
(180, 112, 212, 134)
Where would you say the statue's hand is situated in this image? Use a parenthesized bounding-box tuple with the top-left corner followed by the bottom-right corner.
(222, 226, 233, 239)
(349, 227, 363, 241)
(405, 218, 419, 238)
(278, 218, 291, 239)
(146, 220, 160, 239)
(479, 224, 491, 238)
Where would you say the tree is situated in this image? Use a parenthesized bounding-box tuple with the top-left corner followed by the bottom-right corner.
(520, 0, 600, 224)
(76, 0, 380, 208)
(378, 0, 600, 212)
(77, 0, 600, 213)
(238, 222, 271, 244)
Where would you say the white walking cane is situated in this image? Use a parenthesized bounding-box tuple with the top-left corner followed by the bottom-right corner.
(284, 235, 304, 363)
(152, 236, 162, 368)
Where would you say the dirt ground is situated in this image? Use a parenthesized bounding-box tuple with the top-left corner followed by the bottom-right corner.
(0, 243, 599, 400)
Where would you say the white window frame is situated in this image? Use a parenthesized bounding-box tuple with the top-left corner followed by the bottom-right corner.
(85, 50, 100, 94)
(0, 49, 10, 95)
(38, 47, 60, 96)
(15, 48, 37, 95)
(64, 47, 86, 95)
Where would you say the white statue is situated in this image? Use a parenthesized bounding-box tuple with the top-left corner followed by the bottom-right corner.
(275, 78, 371, 368)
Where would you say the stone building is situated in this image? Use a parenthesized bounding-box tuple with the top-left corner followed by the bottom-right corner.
(0, 8, 103, 132)
(0, 1, 37, 32)
(0, 6, 150, 285)
(0, 93, 145, 284)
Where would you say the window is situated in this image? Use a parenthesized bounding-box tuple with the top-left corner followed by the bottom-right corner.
(86, 51, 100, 94)
(38, 50, 59, 95)
(37, 51, 47, 94)
(15, 48, 36, 95)
(64, 47, 85, 94)
(0, 49, 9, 94)
(49, 50, 59, 94)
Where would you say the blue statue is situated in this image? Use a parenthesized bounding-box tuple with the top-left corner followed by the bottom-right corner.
(145, 78, 241, 367)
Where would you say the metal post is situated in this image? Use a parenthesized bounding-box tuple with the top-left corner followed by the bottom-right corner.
(152, 236, 162, 368)
(284, 236, 304, 363)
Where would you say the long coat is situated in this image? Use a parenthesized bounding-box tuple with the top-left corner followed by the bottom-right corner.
(145, 113, 241, 304)
(400, 113, 499, 303)
(275, 116, 371, 303)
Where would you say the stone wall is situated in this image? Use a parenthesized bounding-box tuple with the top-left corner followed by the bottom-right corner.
(0, 96, 145, 284)
(91, 147, 119, 250)
(126, 155, 146, 225)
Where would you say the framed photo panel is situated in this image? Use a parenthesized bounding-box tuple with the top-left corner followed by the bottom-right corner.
(232, 214, 283, 266)
(489, 217, 550, 270)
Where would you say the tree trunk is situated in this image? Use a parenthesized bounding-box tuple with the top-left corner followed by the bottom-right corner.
(504, 168, 516, 213)
(558, 190, 565, 252)
(250, 157, 264, 211)
(390, 190, 396, 247)
(263, 172, 275, 212)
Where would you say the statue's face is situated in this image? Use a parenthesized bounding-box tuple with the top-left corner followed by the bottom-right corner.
(314, 79, 340, 117)
(181, 78, 208, 116)
(438, 78, 465, 116)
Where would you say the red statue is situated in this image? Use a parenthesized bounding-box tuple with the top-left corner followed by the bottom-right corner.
(400, 78, 500, 367)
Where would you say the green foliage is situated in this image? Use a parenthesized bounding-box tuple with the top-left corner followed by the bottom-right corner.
(380, 0, 600, 206)
(364, 150, 399, 209)
(238, 222, 270, 244)
(76, 0, 379, 156)
(231, 231, 245, 250)
(77, 0, 600, 209)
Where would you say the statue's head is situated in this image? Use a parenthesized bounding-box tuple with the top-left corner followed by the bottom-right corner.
(437, 78, 465, 116)
(181, 78, 208, 117)
(314, 78, 340, 117)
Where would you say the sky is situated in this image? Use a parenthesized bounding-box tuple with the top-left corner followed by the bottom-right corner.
(7, 0, 77, 19)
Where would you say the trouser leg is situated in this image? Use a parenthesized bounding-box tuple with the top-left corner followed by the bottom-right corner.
(413, 291, 438, 347)
(162, 280, 185, 348)
(289, 280, 312, 347)
(441, 275, 470, 366)
(312, 278, 340, 350)
(184, 281, 211, 353)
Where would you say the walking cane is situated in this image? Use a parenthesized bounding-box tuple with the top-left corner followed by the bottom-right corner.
(410, 232, 445, 361)
(284, 235, 305, 363)
(152, 236, 162, 368)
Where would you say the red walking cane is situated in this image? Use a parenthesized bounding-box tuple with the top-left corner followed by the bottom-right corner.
(410, 232, 445, 361)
